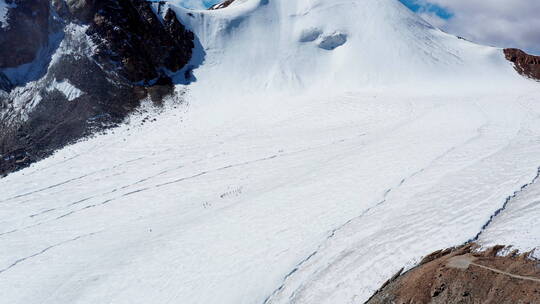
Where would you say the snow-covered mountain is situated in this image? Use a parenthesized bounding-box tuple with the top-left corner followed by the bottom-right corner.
(170, 0, 523, 96)
(1, 0, 540, 303)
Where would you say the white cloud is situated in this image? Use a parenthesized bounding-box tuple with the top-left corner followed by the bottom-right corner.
(418, 0, 540, 54)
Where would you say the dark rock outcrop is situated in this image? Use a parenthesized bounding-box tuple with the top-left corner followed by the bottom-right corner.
(366, 244, 540, 304)
(88, 0, 194, 84)
(209, 0, 236, 10)
(0, 72, 12, 92)
(0, 0, 195, 176)
(504, 48, 540, 81)
(65, 0, 96, 22)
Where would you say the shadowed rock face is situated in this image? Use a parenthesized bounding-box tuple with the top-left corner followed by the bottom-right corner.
(0, 0, 195, 176)
(505, 48, 540, 81)
(0, 72, 11, 91)
(88, 0, 194, 84)
(0, 0, 50, 69)
(366, 244, 540, 304)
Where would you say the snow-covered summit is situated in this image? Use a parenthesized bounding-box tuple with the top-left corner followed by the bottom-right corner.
(160, 0, 523, 99)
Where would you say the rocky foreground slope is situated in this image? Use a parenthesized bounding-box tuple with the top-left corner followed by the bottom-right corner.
(0, 0, 194, 176)
(367, 244, 540, 304)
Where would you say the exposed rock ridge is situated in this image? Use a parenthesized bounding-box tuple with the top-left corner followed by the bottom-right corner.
(504, 48, 540, 81)
(366, 244, 540, 304)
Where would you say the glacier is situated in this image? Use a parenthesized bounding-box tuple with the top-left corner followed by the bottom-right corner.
(1, 0, 540, 303)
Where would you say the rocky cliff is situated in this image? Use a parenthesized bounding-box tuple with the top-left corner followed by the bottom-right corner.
(505, 48, 540, 81)
(0, 0, 195, 176)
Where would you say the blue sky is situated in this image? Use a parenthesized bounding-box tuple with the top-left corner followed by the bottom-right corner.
(398, 0, 453, 19)
(202, 0, 218, 6)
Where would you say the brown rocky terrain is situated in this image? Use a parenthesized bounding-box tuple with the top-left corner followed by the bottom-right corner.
(366, 244, 540, 304)
(504, 48, 540, 81)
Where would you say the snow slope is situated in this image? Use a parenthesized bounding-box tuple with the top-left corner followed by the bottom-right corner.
(1, 0, 540, 303)
(479, 173, 540, 260)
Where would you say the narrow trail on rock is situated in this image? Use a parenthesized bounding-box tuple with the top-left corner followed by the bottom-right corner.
(472, 262, 540, 283)
(448, 255, 540, 283)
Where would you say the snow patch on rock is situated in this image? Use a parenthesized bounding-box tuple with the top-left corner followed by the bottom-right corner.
(0, 0, 16, 28)
(47, 79, 84, 101)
